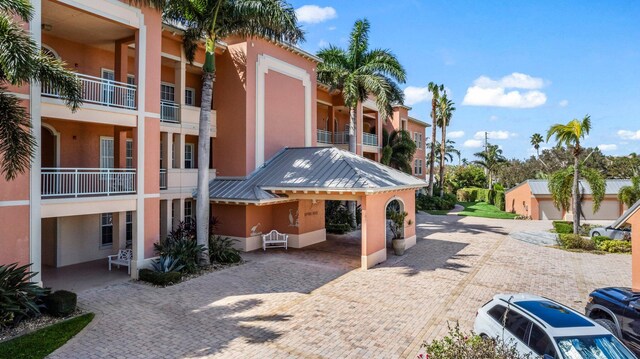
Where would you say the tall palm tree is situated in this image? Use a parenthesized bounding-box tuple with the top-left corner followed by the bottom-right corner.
(138, 0, 304, 263)
(426, 139, 459, 166)
(530, 133, 544, 157)
(548, 165, 605, 228)
(437, 93, 455, 197)
(317, 18, 406, 153)
(427, 82, 444, 196)
(546, 115, 592, 234)
(472, 144, 507, 189)
(0, 0, 82, 181)
(618, 176, 640, 208)
(381, 128, 417, 173)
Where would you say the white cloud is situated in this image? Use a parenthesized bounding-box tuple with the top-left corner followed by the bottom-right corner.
(473, 130, 516, 140)
(559, 99, 569, 107)
(463, 139, 484, 148)
(618, 130, 640, 140)
(598, 144, 617, 152)
(317, 39, 329, 48)
(489, 115, 499, 121)
(328, 26, 337, 31)
(295, 5, 337, 24)
(403, 86, 452, 106)
(462, 72, 548, 108)
(448, 130, 465, 139)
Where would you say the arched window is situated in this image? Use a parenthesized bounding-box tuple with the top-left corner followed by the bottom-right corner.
(41, 44, 59, 59)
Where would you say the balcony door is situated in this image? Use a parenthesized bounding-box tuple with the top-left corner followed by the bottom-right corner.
(184, 143, 194, 169)
(101, 69, 115, 106)
(100, 137, 114, 169)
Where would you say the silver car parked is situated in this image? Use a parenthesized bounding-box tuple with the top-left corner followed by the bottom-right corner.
(590, 226, 631, 240)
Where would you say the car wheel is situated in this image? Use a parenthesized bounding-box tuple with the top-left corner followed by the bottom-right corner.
(595, 319, 620, 338)
(591, 231, 601, 237)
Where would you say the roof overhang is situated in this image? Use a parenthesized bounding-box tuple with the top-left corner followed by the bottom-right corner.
(611, 200, 640, 229)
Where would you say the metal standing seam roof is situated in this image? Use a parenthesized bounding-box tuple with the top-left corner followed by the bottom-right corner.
(208, 147, 428, 203)
(611, 199, 640, 229)
(512, 179, 632, 196)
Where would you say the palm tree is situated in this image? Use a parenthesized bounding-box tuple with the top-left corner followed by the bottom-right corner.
(381, 128, 417, 173)
(618, 176, 640, 207)
(317, 18, 406, 153)
(530, 133, 544, 157)
(427, 82, 444, 196)
(437, 93, 455, 197)
(546, 115, 593, 234)
(548, 165, 605, 229)
(145, 0, 303, 263)
(0, 0, 82, 180)
(427, 139, 460, 165)
(472, 144, 507, 189)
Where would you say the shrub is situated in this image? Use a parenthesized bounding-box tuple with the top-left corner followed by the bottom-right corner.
(591, 235, 610, 247)
(151, 256, 184, 273)
(44, 290, 77, 317)
(457, 188, 479, 202)
(558, 234, 596, 250)
(326, 223, 351, 234)
(494, 191, 506, 211)
(154, 222, 205, 274)
(420, 323, 526, 359)
(387, 210, 409, 239)
(209, 235, 242, 264)
(325, 201, 355, 230)
(553, 221, 573, 234)
(416, 193, 456, 211)
(598, 240, 632, 253)
(139, 269, 182, 286)
(0, 263, 50, 328)
(493, 183, 505, 191)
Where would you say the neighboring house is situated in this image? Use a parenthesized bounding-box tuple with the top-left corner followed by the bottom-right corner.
(0, 0, 426, 285)
(609, 200, 640, 289)
(506, 179, 631, 220)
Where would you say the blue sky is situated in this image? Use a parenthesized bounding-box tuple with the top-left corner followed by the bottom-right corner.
(290, 1, 640, 161)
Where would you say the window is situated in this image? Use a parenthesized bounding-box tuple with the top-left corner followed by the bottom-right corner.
(414, 132, 423, 149)
(488, 305, 507, 323)
(100, 137, 114, 168)
(126, 139, 133, 169)
(160, 139, 164, 168)
(185, 88, 195, 106)
(414, 159, 423, 175)
(184, 200, 193, 225)
(504, 310, 532, 342)
(528, 323, 556, 357)
(101, 69, 115, 105)
(126, 75, 136, 108)
(100, 213, 114, 248)
(125, 211, 133, 247)
(185, 143, 194, 169)
(161, 84, 175, 103)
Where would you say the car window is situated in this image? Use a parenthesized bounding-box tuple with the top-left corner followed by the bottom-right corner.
(488, 304, 507, 323)
(528, 323, 556, 357)
(504, 309, 531, 342)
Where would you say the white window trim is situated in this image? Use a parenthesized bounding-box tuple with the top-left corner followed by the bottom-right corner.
(160, 82, 176, 103)
(184, 143, 195, 169)
(100, 213, 114, 249)
(100, 136, 115, 169)
(185, 87, 196, 106)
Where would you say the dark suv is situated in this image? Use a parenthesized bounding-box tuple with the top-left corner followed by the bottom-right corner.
(586, 287, 640, 354)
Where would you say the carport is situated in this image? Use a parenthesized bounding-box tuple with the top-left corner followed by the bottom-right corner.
(609, 200, 640, 289)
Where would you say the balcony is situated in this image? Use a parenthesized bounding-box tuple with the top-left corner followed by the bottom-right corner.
(334, 131, 349, 145)
(317, 129, 332, 144)
(363, 133, 378, 147)
(42, 73, 136, 110)
(160, 101, 180, 123)
(41, 168, 136, 199)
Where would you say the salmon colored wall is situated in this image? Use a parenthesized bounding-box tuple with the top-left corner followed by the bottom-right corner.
(144, 197, 159, 258)
(362, 190, 416, 256)
(160, 65, 176, 85)
(297, 200, 325, 233)
(185, 72, 201, 105)
(317, 105, 330, 130)
(161, 35, 182, 58)
(185, 134, 199, 168)
(246, 205, 274, 237)
(42, 119, 119, 168)
(407, 120, 426, 178)
(0, 206, 29, 265)
(142, 7, 162, 114)
(505, 182, 533, 218)
(0, 172, 29, 201)
(631, 212, 640, 290)
(264, 71, 306, 160)
(212, 204, 248, 238)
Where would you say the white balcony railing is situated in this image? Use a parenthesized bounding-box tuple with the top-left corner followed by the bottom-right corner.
(42, 168, 136, 198)
(317, 129, 332, 144)
(160, 169, 167, 190)
(160, 101, 180, 123)
(334, 131, 349, 144)
(42, 73, 137, 110)
(363, 133, 378, 146)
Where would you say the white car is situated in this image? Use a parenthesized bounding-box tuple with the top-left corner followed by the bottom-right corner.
(474, 294, 636, 358)
(590, 226, 631, 240)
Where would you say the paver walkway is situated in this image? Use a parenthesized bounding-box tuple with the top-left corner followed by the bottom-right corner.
(50, 214, 630, 358)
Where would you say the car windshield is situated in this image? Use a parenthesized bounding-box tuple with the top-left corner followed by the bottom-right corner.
(555, 334, 636, 359)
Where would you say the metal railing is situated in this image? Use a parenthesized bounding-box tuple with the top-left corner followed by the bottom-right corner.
(334, 131, 349, 144)
(41, 168, 136, 198)
(317, 129, 332, 144)
(363, 133, 378, 146)
(160, 101, 180, 123)
(160, 169, 167, 190)
(42, 73, 137, 110)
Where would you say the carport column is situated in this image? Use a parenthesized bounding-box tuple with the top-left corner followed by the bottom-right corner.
(360, 194, 387, 269)
(631, 214, 640, 290)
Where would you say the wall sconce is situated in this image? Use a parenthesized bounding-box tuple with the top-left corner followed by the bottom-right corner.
(41, 24, 52, 32)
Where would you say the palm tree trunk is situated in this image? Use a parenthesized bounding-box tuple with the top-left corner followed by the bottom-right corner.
(572, 156, 580, 234)
(196, 51, 215, 265)
(428, 106, 437, 196)
(348, 106, 357, 228)
(439, 125, 446, 197)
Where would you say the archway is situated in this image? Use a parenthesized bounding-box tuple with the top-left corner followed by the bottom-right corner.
(385, 197, 405, 246)
(41, 124, 58, 168)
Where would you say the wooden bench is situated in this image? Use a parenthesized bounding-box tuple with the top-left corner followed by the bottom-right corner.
(108, 249, 133, 274)
(262, 230, 288, 251)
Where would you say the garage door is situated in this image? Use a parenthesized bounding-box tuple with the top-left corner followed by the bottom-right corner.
(539, 200, 562, 220)
(581, 200, 621, 220)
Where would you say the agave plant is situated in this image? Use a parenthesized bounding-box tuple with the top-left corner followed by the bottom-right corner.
(0, 263, 50, 328)
(151, 256, 185, 273)
(208, 235, 242, 264)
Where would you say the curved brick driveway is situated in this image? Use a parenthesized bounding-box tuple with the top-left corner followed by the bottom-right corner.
(50, 214, 630, 358)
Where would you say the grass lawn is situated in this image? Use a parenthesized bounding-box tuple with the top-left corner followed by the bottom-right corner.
(0, 313, 94, 359)
(457, 201, 518, 219)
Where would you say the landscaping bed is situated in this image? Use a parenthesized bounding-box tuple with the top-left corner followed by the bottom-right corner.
(136, 260, 245, 288)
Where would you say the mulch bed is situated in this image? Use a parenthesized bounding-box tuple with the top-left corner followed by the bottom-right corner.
(0, 308, 85, 343)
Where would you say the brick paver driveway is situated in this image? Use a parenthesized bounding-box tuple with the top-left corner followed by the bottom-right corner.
(51, 214, 630, 358)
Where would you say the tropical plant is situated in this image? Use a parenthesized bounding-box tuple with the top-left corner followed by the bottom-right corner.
(618, 176, 640, 207)
(381, 128, 417, 173)
(0, 0, 82, 181)
(0, 263, 50, 328)
(208, 235, 242, 264)
(154, 231, 205, 274)
(530, 133, 544, 157)
(151, 256, 185, 273)
(427, 82, 444, 196)
(546, 115, 594, 234)
(43, 290, 77, 317)
(444, 165, 486, 193)
(139, 0, 305, 265)
(472, 144, 507, 189)
(386, 210, 408, 239)
(427, 140, 460, 165)
(437, 93, 455, 197)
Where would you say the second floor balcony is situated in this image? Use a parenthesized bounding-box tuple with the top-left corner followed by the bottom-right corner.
(42, 168, 136, 199)
(42, 73, 137, 111)
(363, 133, 378, 147)
(160, 101, 180, 123)
(317, 129, 349, 145)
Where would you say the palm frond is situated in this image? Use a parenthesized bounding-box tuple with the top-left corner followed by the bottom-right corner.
(348, 18, 369, 67)
(0, 0, 33, 22)
(35, 54, 82, 111)
(548, 167, 574, 211)
(0, 14, 38, 85)
(0, 88, 34, 180)
(223, 0, 304, 44)
(580, 166, 605, 212)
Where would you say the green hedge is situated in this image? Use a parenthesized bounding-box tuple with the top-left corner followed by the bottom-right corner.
(494, 191, 505, 211)
(416, 193, 457, 211)
(553, 221, 573, 234)
(558, 234, 595, 250)
(139, 269, 182, 286)
(326, 223, 351, 234)
(456, 187, 505, 210)
(598, 240, 632, 253)
(44, 290, 77, 317)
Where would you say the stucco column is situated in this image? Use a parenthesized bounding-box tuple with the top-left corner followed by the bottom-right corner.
(165, 199, 173, 236)
(113, 211, 126, 250)
(175, 50, 186, 107)
(166, 131, 174, 169)
(114, 40, 130, 84)
(160, 132, 169, 169)
(631, 215, 640, 290)
(175, 133, 186, 169)
(177, 197, 185, 224)
(29, 0, 42, 285)
(114, 128, 128, 169)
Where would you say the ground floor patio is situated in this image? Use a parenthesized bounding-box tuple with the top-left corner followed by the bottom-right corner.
(50, 214, 631, 358)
